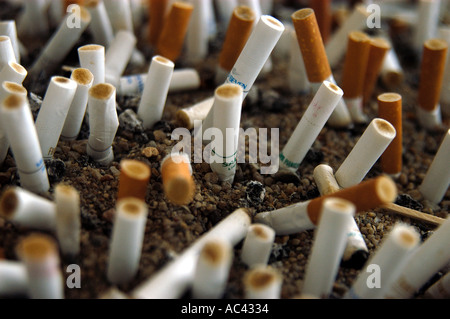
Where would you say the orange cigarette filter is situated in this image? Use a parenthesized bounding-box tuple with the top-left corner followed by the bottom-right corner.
(161, 155, 195, 205)
(378, 93, 403, 176)
(417, 39, 448, 112)
(341, 31, 371, 98)
(310, 0, 332, 44)
(117, 159, 151, 201)
(156, 1, 194, 62)
(291, 8, 332, 83)
(307, 176, 398, 225)
(363, 37, 391, 104)
(17, 233, 58, 262)
(148, 0, 169, 46)
(218, 6, 256, 72)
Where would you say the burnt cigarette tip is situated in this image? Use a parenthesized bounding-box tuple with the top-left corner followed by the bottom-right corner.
(2, 94, 25, 109)
(89, 83, 115, 100)
(72, 68, 94, 86)
(18, 234, 57, 261)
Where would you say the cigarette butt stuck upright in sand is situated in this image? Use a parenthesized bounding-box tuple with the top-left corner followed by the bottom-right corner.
(148, 0, 169, 46)
(117, 159, 151, 201)
(363, 38, 391, 104)
(244, 265, 282, 299)
(310, 0, 332, 44)
(161, 153, 195, 205)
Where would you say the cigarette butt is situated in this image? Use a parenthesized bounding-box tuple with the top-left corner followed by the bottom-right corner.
(161, 153, 195, 205)
(310, 0, 332, 43)
(378, 93, 403, 176)
(84, 0, 114, 47)
(381, 47, 404, 88)
(117, 159, 151, 201)
(244, 265, 282, 299)
(175, 96, 215, 130)
(78, 44, 105, 86)
(0, 61, 27, 84)
(288, 28, 310, 94)
(0, 20, 21, 63)
(0, 261, 28, 297)
(0, 36, 16, 68)
(148, 0, 169, 46)
(307, 176, 398, 225)
(218, 6, 256, 73)
(105, 30, 136, 88)
(413, 0, 442, 53)
(291, 8, 331, 83)
(103, 0, 134, 34)
(156, 1, 194, 62)
(0, 81, 27, 105)
(240, 224, 275, 268)
(363, 38, 391, 104)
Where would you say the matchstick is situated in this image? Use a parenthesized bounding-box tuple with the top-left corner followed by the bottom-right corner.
(417, 38, 448, 130)
(61, 68, 94, 141)
(0, 95, 50, 194)
(424, 271, 450, 299)
(107, 197, 148, 285)
(17, 234, 64, 299)
(175, 97, 215, 130)
(288, 28, 310, 95)
(381, 203, 446, 226)
(418, 129, 450, 204)
(78, 44, 105, 86)
(345, 223, 420, 299)
(378, 93, 403, 177)
(137, 55, 174, 129)
(383, 216, 450, 299)
(279, 81, 343, 172)
(156, 1, 194, 62)
(243, 265, 282, 299)
(0, 36, 16, 68)
(291, 8, 352, 128)
(0, 61, 27, 85)
(86, 83, 119, 166)
(0, 21, 20, 62)
(161, 153, 195, 206)
(185, 0, 210, 64)
(131, 208, 251, 299)
(0, 261, 28, 297)
(413, 0, 441, 54)
(335, 118, 396, 188)
(105, 30, 136, 88)
(0, 186, 56, 231)
(35, 76, 77, 159)
(117, 159, 151, 201)
(310, 0, 332, 44)
(191, 239, 233, 299)
(302, 198, 355, 299)
(240, 224, 275, 268)
(84, 0, 115, 47)
(341, 31, 371, 124)
(254, 176, 398, 235)
(147, 0, 169, 46)
(54, 184, 81, 257)
(380, 46, 405, 89)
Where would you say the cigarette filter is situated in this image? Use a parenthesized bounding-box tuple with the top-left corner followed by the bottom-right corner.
(417, 38, 448, 130)
(131, 208, 251, 299)
(438, 27, 450, 117)
(380, 47, 404, 89)
(325, 5, 370, 68)
(0, 36, 16, 69)
(35, 76, 78, 159)
(0, 95, 50, 194)
(302, 198, 355, 298)
(288, 28, 310, 94)
(279, 81, 343, 172)
(335, 118, 396, 188)
(0, 261, 28, 297)
(29, 6, 91, 77)
(78, 44, 105, 86)
(413, 0, 441, 54)
(156, 1, 194, 62)
(105, 30, 137, 88)
(191, 239, 233, 299)
(161, 153, 195, 205)
(345, 223, 420, 299)
(378, 93, 403, 176)
(61, 68, 94, 141)
(424, 271, 450, 299)
(0, 21, 20, 62)
(185, 0, 210, 64)
(419, 129, 450, 204)
(243, 265, 282, 299)
(117, 159, 151, 201)
(84, 0, 115, 47)
(107, 197, 148, 284)
(137, 55, 174, 129)
(210, 84, 244, 183)
(218, 6, 256, 74)
(310, 0, 332, 43)
(363, 38, 391, 104)
(17, 234, 64, 299)
(240, 224, 275, 268)
(87, 83, 119, 166)
(103, 0, 134, 33)
(225, 15, 284, 99)
(0, 61, 27, 84)
(383, 216, 450, 299)
(0, 186, 56, 231)
(147, 0, 169, 46)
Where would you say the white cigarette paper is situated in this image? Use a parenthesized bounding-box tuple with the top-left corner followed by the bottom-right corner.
(0, 261, 28, 297)
(210, 84, 244, 183)
(225, 15, 284, 99)
(0, 186, 56, 231)
(383, 216, 450, 299)
(0, 95, 50, 194)
(137, 55, 174, 129)
(280, 81, 343, 171)
(0, 36, 16, 68)
(424, 271, 450, 299)
(288, 28, 310, 94)
(17, 0, 49, 38)
(335, 118, 396, 188)
(413, 0, 441, 54)
(131, 208, 251, 299)
(380, 47, 404, 89)
(244, 265, 282, 299)
(78, 44, 106, 86)
(191, 238, 233, 299)
(240, 224, 275, 267)
(215, 0, 238, 29)
(301, 198, 355, 298)
(35, 76, 77, 159)
(418, 129, 450, 204)
(186, 0, 210, 64)
(105, 30, 136, 88)
(85, 0, 115, 47)
(0, 61, 27, 84)
(0, 20, 20, 62)
(103, 0, 134, 34)
(345, 223, 420, 299)
(54, 184, 81, 257)
(87, 83, 119, 166)
(107, 197, 148, 285)
(176, 97, 215, 130)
